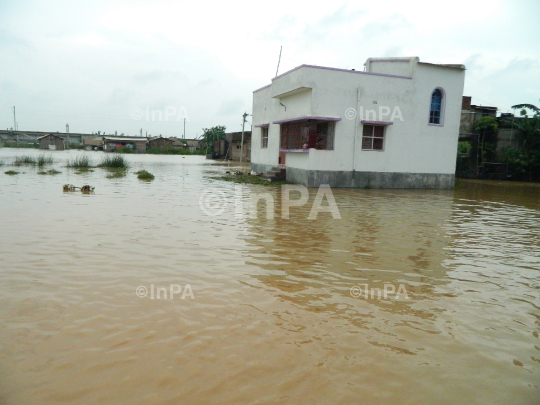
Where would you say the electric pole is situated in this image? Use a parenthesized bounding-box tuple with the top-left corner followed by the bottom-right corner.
(12, 106, 16, 131)
(240, 112, 248, 164)
(184, 118, 186, 139)
(275, 46, 282, 77)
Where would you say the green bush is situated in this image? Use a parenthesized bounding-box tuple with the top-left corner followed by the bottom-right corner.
(98, 155, 129, 168)
(67, 155, 93, 168)
(13, 155, 36, 166)
(2, 143, 37, 148)
(457, 141, 471, 156)
(136, 170, 155, 180)
(499, 147, 539, 180)
(105, 168, 127, 179)
(146, 147, 193, 155)
(37, 154, 54, 166)
(5, 170, 19, 175)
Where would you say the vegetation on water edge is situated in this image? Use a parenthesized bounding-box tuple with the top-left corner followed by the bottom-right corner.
(37, 154, 54, 166)
(5, 170, 19, 175)
(38, 169, 61, 175)
(146, 147, 205, 155)
(75, 168, 95, 174)
(105, 168, 128, 179)
(218, 173, 288, 186)
(13, 155, 36, 165)
(67, 155, 93, 168)
(98, 155, 129, 168)
(1, 143, 37, 148)
(11, 154, 54, 166)
(136, 170, 155, 180)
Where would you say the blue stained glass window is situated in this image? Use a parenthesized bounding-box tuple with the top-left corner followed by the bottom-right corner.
(429, 89, 443, 124)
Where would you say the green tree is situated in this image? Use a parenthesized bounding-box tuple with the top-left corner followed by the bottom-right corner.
(511, 100, 540, 153)
(501, 99, 540, 180)
(199, 125, 226, 152)
(512, 102, 540, 118)
(473, 117, 498, 162)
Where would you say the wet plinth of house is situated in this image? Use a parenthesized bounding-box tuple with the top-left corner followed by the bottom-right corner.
(0, 148, 539, 405)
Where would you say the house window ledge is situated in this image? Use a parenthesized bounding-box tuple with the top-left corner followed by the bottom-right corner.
(360, 120, 394, 125)
(280, 149, 310, 153)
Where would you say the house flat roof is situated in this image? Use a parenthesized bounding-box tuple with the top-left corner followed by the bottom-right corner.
(254, 64, 413, 93)
(103, 136, 147, 142)
(272, 116, 342, 125)
(418, 62, 466, 70)
(254, 58, 465, 93)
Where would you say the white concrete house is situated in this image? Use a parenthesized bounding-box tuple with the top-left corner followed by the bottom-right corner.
(251, 57, 465, 188)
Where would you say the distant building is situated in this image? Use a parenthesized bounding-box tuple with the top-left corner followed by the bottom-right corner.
(147, 137, 174, 150)
(251, 57, 466, 188)
(83, 137, 103, 151)
(103, 136, 147, 153)
(38, 134, 65, 151)
(168, 137, 186, 148)
(226, 131, 251, 161)
(185, 139, 199, 152)
(459, 96, 498, 135)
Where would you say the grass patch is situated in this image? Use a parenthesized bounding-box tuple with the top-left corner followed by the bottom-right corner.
(37, 154, 54, 166)
(98, 155, 129, 168)
(38, 169, 61, 175)
(75, 168, 95, 175)
(2, 143, 37, 148)
(105, 168, 128, 179)
(136, 170, 155, 180)
(219, 173, 288, 185)
(13, 155, 36, 166)
(147, 147, 195, 155)
(67, 155, 93, 168)
(115, 146, 135, 153)
(5, 170, 19, 175)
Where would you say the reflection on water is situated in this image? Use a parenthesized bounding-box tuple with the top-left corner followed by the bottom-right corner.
(0, 149, 539, 404)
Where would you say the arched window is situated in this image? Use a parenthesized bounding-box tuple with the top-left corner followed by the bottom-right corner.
(429, 89, 443, 124)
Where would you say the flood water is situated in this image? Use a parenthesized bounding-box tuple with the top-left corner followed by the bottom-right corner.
(0, 148, 539, 404)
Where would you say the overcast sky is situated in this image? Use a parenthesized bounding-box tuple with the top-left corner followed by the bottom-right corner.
(1, 0, 539, 138)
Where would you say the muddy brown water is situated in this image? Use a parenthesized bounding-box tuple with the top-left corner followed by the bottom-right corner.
(0, 149, 539, 404)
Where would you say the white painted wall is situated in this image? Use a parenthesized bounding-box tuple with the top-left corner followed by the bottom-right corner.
(251, 58, 465, 175)
(365, 57, 418, 77)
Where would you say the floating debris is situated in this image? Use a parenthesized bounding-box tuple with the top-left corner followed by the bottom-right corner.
(80, 185, 95, 193)
(63, 184, 78, 192)
(63, 184, 95, 193)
